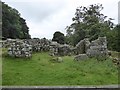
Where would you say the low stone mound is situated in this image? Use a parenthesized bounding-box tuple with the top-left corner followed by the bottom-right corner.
(74, 54, 89, 61)
(8, 41, 32, 58)
(112, 58, 120, 65)
(50, 57, 63, 63)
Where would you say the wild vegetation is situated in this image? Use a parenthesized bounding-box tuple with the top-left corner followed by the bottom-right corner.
(2, 50, 119, 85)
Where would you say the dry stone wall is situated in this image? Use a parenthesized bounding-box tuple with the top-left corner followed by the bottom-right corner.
(2, 39, 18, 48)
(58, 44, 72, 56)
(23, 38, 50, 52)
(8, 40, 32, 58)
(49, 41, 60, 56)
(74, 37, 108, 61)
(7, 38, 50, 58)
(49, 42, 73, 56)
(86, 37, 108, 59)
(75, 38, 90, 54)
(5, 37, 108, 59)
(49, 37, 108, 60)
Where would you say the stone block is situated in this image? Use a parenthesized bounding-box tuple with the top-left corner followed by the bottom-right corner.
(74, 54, 89, 61)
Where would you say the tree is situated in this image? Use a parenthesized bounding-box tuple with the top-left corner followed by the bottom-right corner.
(2, 2, 31, 39)
(52, 31, 65, 44)
(107, 24, 120, 52)
(66, 4, 114, 46)
(116, 25, 120, 52)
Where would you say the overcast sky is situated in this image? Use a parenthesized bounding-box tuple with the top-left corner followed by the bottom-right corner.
(2, 0, 119, 39)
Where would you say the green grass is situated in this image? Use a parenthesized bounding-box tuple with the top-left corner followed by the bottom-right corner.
(2, 50, 119, 86)
(0, 48, 2, 85)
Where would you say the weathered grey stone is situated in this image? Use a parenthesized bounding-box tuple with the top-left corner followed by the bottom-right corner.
(76, 39, 85, 54)
(84, 38, 91, 52)
(74, 54, 89, 61)
(49, 41, 60, 56)
(23, 38, 50, 52)
(5, 36, 108, 60)
(57, 57, 63, 63)
(0, 40, 3, 48)
(58, 44, 71, 56)
(8, 41, 32, 58)
(49, 42, 72, 56)
(50, 57, 63, 63)
(108, 51, 112, 56)
(75, 38, 90, 55)
(112, 58, 120, 65)
(86, 37, 108, 60)
(1, 39, 19, 48)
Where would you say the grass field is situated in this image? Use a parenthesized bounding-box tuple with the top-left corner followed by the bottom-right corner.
(0, 58, 1, 85)
(2, 49, 119, 86)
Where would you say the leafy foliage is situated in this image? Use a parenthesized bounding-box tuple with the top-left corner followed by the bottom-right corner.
(66, 4, 114, 46)
(65, 4, 119, 52)
(52, 31, 65, 44)
(106, 25, 120, 52)
(2, 2, 31, 39)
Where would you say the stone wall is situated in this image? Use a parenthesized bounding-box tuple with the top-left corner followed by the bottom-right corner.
(58, 44, 72, 56)
(75, 38, 90, 54)
(49, 37, 108, 59)
(73, 37, 108, 61)
(23, 38, 50, 52)
(0, 40, 3, 48)
(49, 42, 72, 56)
(8, 40, 32, 58)
(49, 41, 60, 56)
(86, 37, 108, 59)
(6, 38, 51, 58)
(2, 39, 18, 48)
(5, 37, 108, 59)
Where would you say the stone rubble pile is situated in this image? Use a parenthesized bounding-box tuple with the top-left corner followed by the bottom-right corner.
(50, 57, 63, 63)
(8, 40, 32, 58)
(112, 58, 120, 65)
(74, 54, 89, 61)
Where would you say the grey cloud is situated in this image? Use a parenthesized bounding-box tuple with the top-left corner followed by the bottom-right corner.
(4, 1, 66, 22)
